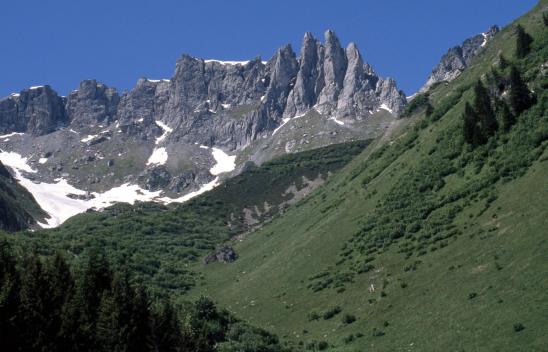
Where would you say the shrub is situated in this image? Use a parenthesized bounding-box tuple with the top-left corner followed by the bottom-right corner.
(323, 306, 342, 320)
(307, 311, 320, 321)
(513, 323, 525, 332)
(342, 314, 357, 325)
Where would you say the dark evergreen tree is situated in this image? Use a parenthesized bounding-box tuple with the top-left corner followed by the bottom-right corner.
(500, 102, 516, 132)
(151, 300, 182, 352)
(425, 103, 434, 117)
(0, 241, 21, 351)
(18, 252, 53, 350)
(60, 249, 113, 351)
(43, 253, 75, 350)
(462, 102, 477, 145)
(473, 80, 498, 139)
(543, 13, 548, 27)
(508, 65, 534, 115)
(96, 272, 152, 352)
(515, 24, 533, 58)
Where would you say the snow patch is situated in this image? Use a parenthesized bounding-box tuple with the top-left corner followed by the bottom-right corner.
(272, 111, 307, 136)
(329, 117, 345, 126)
(379, 103, 394, 114)
(0, 150, 163, 228)
(29, 86, 44, 90)
(204, 59, 250, 66)
(155, 120, 173, 145)
(38, 158, 48, 164)
(146, 147, 168, 166)
(481, 32, 488, 47)
(209, 148, 236, 175)
(221, 103, 231, 109)
(147, 79, 170, 83)
(0, 144, 237, 228)
(81, 135, 97, 143)
(0, 132, 24, 139)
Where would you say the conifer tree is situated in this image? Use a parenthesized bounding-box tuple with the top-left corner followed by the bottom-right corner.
(0, 241, 21, 350)
(508, 65, 533, 115)
(515, 24, 533, 58)
(473, 80, 498, 139)
(462, 102, 477, 145)
(500, 102, 516, 132)
(152, 300, 182, 352)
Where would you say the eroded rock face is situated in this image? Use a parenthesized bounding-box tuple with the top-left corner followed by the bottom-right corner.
(66, 80, 120, 128)
(0, 86, 67, 135)
(421, 26, 499, 92)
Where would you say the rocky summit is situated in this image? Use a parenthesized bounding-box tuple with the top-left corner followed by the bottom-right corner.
(0, 30, 406, 226)
(420, 25, 500, 92)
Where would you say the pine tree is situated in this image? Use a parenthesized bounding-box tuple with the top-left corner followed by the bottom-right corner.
(425, 103, 434, 117)
(129, 284, 153, 352)
(462, 102, 477, 145)
(61, 249, 113, 351)
(45, 253, 75, 349)
(500, 102, 516, 132)
(0, 241, 21, 350)
(18, 252, 53, 350)
(508, 65, 533, 115)
(473, 80, 498, 139)
(543, 13, 548, 27)
(515, 24, 533, 58)
(152, 300, 182, 352)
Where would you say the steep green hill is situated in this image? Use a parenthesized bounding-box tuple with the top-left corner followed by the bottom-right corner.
(189, 2, 548, 351)
(0, 161, 46, 231)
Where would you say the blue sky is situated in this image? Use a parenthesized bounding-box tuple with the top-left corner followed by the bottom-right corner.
(0, 0, 537, 97)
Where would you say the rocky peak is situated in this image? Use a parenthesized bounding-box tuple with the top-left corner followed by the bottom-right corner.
(0, 85, 67, 135)
(421, 25, 500, 92)
(263, 44, 299, 120)
(317, 30, 348, 112)
(66, 80, 120, 128)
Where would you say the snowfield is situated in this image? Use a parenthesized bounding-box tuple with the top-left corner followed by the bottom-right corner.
(146, 121, 173, 166)
(146, 147, 168, 166)
(0, 144, 237, 228)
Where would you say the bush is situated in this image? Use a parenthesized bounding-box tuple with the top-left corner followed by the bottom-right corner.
(342, 314, 357, 325)
(513, 323, 525, 332)
(323, 306, 342, 320)
(307, 311, 320, 321)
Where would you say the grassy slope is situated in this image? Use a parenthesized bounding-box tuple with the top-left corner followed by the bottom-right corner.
(191, 2, 548, 351)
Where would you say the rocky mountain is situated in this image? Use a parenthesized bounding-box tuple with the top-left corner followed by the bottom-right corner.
(420, 25, 500, 92)
(0, 30, 406, 227)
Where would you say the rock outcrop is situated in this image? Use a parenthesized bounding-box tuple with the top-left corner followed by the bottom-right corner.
(0, 86, 67, 136)
(421, 26, 499, 92)
(203, 245, 238, 264)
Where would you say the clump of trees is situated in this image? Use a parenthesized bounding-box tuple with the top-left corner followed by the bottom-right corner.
(0, 242, 289, 352)
(462, 64, 534, 147)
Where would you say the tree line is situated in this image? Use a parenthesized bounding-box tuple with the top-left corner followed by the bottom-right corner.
(0, 241, 289, 352)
